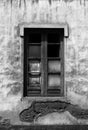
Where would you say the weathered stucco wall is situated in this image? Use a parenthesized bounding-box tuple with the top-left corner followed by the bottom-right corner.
(0, 0, 88, 125)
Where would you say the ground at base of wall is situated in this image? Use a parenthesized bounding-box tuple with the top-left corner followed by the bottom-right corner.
(0, 102, 88, 126)
(0, 125, 88, 130)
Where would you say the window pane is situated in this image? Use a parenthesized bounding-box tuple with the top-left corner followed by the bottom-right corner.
(29, 61, 41, 73)
(27, 90, 41, 95)
(47, 44, 60, 57)
(48, 85, 60, 90)
(47, 89, 61, 95)
(28, 45, 41, 58)
(48, 75, 60, 87)
(48, 60, 61, 72)
(29, 77, 41, 87)
(47, 33, 60, 43)
(26, 33, 41, 43)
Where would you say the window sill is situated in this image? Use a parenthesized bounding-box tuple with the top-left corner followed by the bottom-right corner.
(21, 96, 69, 103)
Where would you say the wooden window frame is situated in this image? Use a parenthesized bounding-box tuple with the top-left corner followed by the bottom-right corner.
(19, 23, 69, 101)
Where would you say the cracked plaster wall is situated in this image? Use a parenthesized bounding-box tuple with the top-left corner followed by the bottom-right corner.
(0, 0, 88, 124)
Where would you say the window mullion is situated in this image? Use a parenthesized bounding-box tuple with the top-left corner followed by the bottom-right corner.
(41, 32, 47, 96)
(60, 37, 64, 95)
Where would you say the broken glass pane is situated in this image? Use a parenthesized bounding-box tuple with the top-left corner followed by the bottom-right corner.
(29, 61, 41, 73)
(47, 33, 60, 43)
(48, 75, 60, 87)
(29, 33, 41, 43)
(48, 60, 61, 73)
(25, 31, 41, 43)
(47, 44, 60, 57)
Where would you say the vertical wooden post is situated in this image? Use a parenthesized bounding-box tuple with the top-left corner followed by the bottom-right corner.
(41, 31, 47, 96)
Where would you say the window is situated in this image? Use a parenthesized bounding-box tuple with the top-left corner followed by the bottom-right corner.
(23, 28, 65, 97)
(20, 24, 68, 98)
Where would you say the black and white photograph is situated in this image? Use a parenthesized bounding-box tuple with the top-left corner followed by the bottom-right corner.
(0, 0, 88, 129)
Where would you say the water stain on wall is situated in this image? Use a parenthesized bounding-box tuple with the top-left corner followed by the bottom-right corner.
(0, 0, 88, 125)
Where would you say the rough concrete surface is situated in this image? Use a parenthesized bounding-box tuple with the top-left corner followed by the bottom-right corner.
(0, 0, 88, 125)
